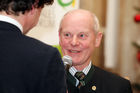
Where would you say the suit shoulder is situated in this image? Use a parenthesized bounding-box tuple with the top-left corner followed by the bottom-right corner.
(94, 66, 130, 84)
(19, 35, 60, 59)
(23, 35, 57, 51)
(92, 66, 132, 93)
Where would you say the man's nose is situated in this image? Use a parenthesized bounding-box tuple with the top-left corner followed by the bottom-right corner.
(71, 36, 79, 46)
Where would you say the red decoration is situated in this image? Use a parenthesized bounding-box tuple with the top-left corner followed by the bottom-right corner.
(134, 14, 140, 22)
(137, 51, 140, 63)
(132, 42, 140, 63)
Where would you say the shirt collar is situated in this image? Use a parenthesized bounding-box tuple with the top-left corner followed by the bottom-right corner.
(69, 61, 92, 76)
(0, 15, 23, 32)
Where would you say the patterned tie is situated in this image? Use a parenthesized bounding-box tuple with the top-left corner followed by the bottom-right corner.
(75, 71, 86, 89)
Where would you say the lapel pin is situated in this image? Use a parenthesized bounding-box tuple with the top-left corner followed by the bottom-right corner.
(92, 85, 96, 91)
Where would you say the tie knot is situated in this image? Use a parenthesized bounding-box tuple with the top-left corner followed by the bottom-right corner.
(75, 71, 85, 80)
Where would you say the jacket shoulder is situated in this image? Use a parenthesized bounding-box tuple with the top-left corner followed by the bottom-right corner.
(94, 66, 130, 84)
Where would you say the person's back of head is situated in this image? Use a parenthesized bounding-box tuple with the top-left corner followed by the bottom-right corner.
(0, 0, 54, 16)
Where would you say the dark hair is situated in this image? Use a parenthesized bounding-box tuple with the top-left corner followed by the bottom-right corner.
(0, 0, 54, 15)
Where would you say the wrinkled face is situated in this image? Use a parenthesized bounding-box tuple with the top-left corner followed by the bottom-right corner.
(59, 14, 102, 69)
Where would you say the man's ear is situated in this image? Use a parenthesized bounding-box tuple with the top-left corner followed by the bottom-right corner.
(95, 32, 103, 47)
(58, 28, 61, 45)
(58, 28, 62, 39)
(30, 5, 36, 15)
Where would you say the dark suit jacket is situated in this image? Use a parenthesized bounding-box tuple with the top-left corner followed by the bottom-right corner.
(67, 65, 132, 93)
(0, 21, 66, 93)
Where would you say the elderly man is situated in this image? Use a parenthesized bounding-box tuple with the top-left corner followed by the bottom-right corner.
(0, 0, 66, 93)
(59, 9, 132, 93)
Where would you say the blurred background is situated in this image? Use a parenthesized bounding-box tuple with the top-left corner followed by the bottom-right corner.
(27, 0, 140, 92)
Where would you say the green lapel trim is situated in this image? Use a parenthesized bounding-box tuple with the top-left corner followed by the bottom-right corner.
(67, 71, 76, 86)
(84, 65, 95, 85)
(67, 65, 95, 86)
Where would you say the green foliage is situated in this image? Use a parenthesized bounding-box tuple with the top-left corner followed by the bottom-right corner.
(53, 45, 63, 57)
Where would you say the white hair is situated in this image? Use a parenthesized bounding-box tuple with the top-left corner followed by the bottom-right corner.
(92, 14, 100, 34)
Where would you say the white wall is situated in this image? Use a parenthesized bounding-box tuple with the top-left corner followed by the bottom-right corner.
(104, 0, 120, 68)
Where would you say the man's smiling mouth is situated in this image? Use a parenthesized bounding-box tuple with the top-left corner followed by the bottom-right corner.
(69, 50, 81, 53)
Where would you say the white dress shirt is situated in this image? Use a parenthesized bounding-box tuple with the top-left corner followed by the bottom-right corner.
(0, 15, 23, 32)
(69, 61, 92, 86)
